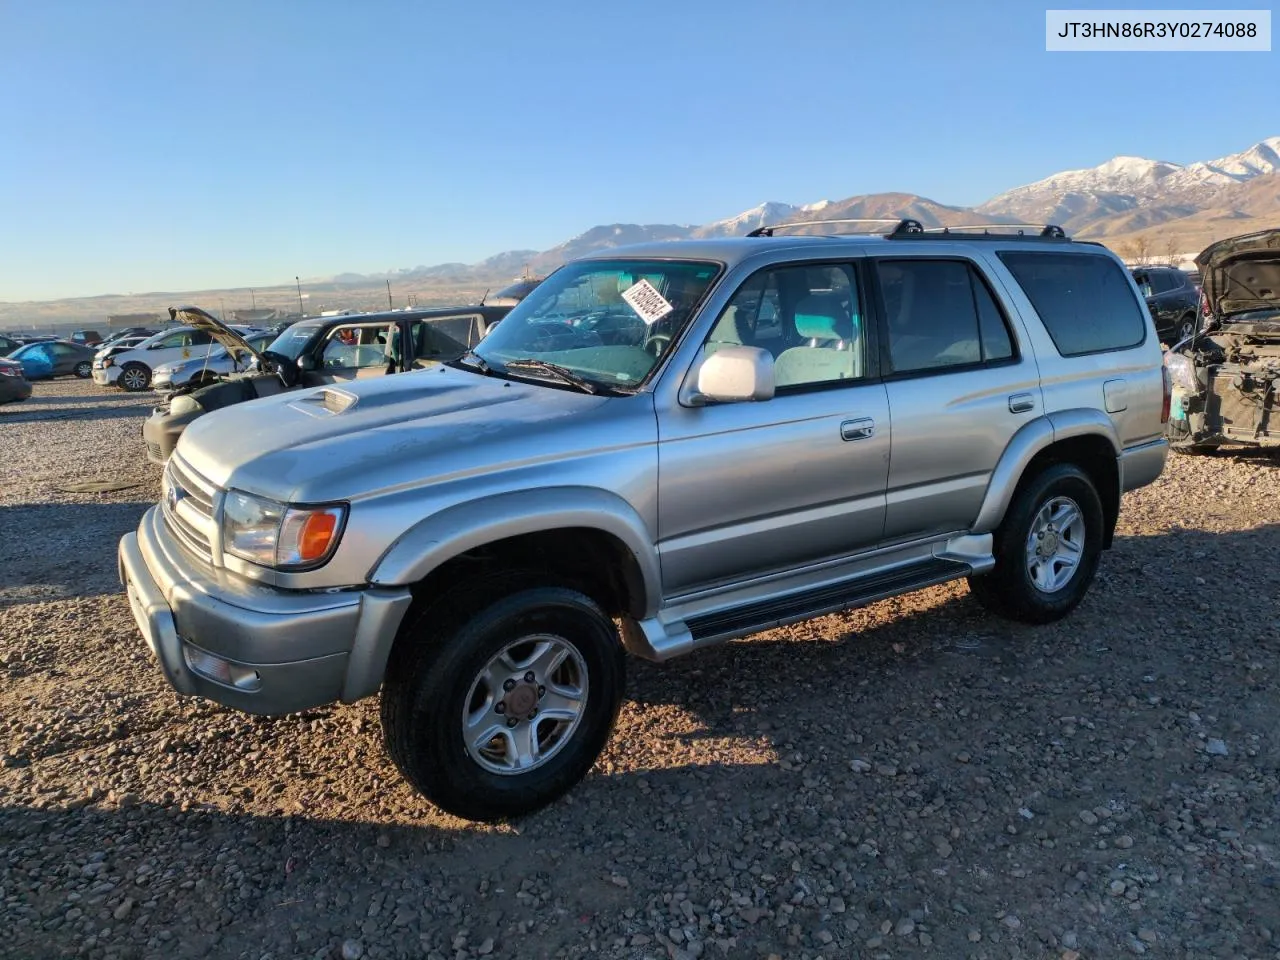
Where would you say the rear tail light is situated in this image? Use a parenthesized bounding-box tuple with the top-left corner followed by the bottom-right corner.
(1160, 366, 1172, 424)
(1200, 289, 1211, 317)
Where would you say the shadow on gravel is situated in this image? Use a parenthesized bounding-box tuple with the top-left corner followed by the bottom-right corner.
(626, 525, 1280, 736)
(0, 766, 791, 960)
(0, 502, 153, 606)
(0, 405, 151, 424)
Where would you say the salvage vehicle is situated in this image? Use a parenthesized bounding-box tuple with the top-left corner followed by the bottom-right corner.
(118, 220, 1169, 821)
(152, 329, 278, 396)
(7, 339, 96, 379)
(0, 357, 32, 404)
(141, 303, 515, 464)
(1131, 264, 1201, 343)
(1164, 228, 1280, 453)
(92, 324, 264, 392)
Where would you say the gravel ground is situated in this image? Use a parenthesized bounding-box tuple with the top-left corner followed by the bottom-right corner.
(2, 378, 1279, 960)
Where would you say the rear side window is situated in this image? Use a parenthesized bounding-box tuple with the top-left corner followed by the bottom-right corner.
(876, 259, 1017, 375)
(999, 252, 1147, 357)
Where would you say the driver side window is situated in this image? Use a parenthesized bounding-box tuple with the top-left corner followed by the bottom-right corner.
(704, 264, 865, 389)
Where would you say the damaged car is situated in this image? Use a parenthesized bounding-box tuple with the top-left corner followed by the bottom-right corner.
(141, 303, 515, 464)
(1164, 228, 1280, 453)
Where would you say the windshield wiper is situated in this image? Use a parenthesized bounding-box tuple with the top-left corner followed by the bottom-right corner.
(449, 350, 490, 374)
(502, 358, 603, 395)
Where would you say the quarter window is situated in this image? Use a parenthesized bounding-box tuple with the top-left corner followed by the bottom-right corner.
(877, 259, 1016, 375)
(707, 263, 864, 389)
(999, 252, 1147, 356)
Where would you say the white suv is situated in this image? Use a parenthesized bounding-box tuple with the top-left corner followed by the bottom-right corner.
(92, 324, 262, 392)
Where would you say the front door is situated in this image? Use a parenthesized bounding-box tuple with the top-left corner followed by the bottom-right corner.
(657, 261, 890, 595)
(310, 320, 399, 384)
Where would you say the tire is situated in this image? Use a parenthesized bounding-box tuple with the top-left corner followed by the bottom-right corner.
(118, 363, 151, 392)
(73, 361, 92, 379)
(380, 578, 626, 821)
(1170, 442, 1217, 456)
(967, 463, 1104, 625)
(1176, 313, 1196, 341)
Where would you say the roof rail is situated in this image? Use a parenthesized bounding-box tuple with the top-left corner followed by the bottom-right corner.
(746, 217, 925, 238)
(893, 223, 1069, 240)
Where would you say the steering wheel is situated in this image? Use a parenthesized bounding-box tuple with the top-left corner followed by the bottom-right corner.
(644, 333, 671, 357)
(261, 350, 300, 388)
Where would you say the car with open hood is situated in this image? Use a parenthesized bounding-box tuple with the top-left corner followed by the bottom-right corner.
(140, 302, 515, 464)
(92, 322, 265, 392)
(1164, 228, 1280, 453)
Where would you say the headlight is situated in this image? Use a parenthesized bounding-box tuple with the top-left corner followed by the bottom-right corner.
(221, 489, 347, 569)
(168, 394, 203, 416)
(1163, 351, 1199, 393)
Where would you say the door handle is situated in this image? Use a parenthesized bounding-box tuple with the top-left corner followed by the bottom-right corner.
(840, 418, 875, 441)
(1008, 393, 1035, 414)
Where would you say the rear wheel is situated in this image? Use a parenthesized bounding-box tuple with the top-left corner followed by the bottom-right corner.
(119, 363, 151, 392)
(73, 360, 92, 379)
(381, 579, 626, 821)
(968, 463, 1104, 624)
(1176, 313, 1196, 341)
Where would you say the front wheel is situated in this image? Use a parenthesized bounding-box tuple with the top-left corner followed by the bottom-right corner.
(118, 363, 151, 392)
(381, 581, 625, 821)
(968, 463, 1104, 624)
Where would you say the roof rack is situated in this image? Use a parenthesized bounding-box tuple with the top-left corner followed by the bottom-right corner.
(897, 223, 1069, 240)
(746, 218, 925, 238)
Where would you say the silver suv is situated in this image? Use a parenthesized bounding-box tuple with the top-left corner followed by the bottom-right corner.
(118, 220, 1170, 821)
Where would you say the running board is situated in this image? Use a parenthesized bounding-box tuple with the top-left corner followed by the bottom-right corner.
(686, 556, 970, 642)
(620, 555, 972, 661)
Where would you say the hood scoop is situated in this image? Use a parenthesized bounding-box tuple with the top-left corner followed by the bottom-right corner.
(289, 388, 358, 417)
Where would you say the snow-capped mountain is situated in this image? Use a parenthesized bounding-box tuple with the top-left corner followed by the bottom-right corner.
(978, 136, 1280, 230)
(326, 135, 1279, 286)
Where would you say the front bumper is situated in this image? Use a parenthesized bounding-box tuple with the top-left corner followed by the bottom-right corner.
(141, 408, 201, 464)
(92, 365, 120, 385)
(118, 505, 412, 715)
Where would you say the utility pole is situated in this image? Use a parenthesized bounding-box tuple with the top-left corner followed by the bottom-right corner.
(386, 279, 393, 310)
(249, 288, 257, 310)
(296, 276, 304, 317)
(219, 298, 227, 321)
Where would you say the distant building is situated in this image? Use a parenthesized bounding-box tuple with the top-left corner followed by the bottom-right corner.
(231, 308, 280, 324)
(107, 312, 166, 329)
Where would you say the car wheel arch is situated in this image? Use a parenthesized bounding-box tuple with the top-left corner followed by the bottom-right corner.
(974, 411, 1121, 547)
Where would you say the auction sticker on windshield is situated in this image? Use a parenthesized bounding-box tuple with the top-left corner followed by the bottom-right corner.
(621, 279, 674, 325)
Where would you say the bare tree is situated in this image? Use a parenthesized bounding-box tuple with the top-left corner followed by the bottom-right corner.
(1131, 234, 1152, 265)
(1114, 240, 1140, 264)
(1163, 236, 1181, 267)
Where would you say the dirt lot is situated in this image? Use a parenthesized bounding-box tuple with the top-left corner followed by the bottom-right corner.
(2, 378, 1278, 960)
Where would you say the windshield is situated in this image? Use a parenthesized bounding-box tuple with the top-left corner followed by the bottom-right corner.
(472, 258, 721, 390)
(266, 321, 325, 360)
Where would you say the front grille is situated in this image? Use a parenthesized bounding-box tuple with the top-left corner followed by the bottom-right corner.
(162, 455, 219, 564)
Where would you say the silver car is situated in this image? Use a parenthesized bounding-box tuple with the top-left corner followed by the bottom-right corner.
(119, 220, 1169, 821)
(151, 330, 277, 395)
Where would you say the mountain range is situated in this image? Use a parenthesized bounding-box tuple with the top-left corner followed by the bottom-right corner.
(337, 135, 1280, 285)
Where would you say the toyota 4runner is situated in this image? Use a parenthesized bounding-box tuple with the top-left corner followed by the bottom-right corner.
(118, 220, 1170, 822)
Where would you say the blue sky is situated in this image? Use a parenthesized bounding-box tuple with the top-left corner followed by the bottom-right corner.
(1, 0, 1275, 301)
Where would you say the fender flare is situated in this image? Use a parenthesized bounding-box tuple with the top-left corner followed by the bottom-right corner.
(972, 409, 1120, 533)
(369, 485, 662, 616)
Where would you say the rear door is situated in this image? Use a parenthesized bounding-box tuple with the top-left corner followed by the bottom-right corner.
(871, 254, 1042, 543)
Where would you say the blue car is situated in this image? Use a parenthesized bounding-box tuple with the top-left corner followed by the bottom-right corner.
(8, 340, 96, 379)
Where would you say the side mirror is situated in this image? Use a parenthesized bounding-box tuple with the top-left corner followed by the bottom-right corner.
(688, 345, 775, 405)
(298, 355, 318, 371)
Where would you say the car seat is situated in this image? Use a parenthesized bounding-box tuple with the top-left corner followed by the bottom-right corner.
(773, 293, 860, 386)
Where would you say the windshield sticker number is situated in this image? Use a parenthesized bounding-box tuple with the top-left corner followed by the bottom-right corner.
(621, 279, 674, 325)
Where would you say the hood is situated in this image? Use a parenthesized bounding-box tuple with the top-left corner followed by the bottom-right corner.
(1195, 229, 1280, 318)
(169, 305, 267, 367)
(174, 365, 649, 503)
